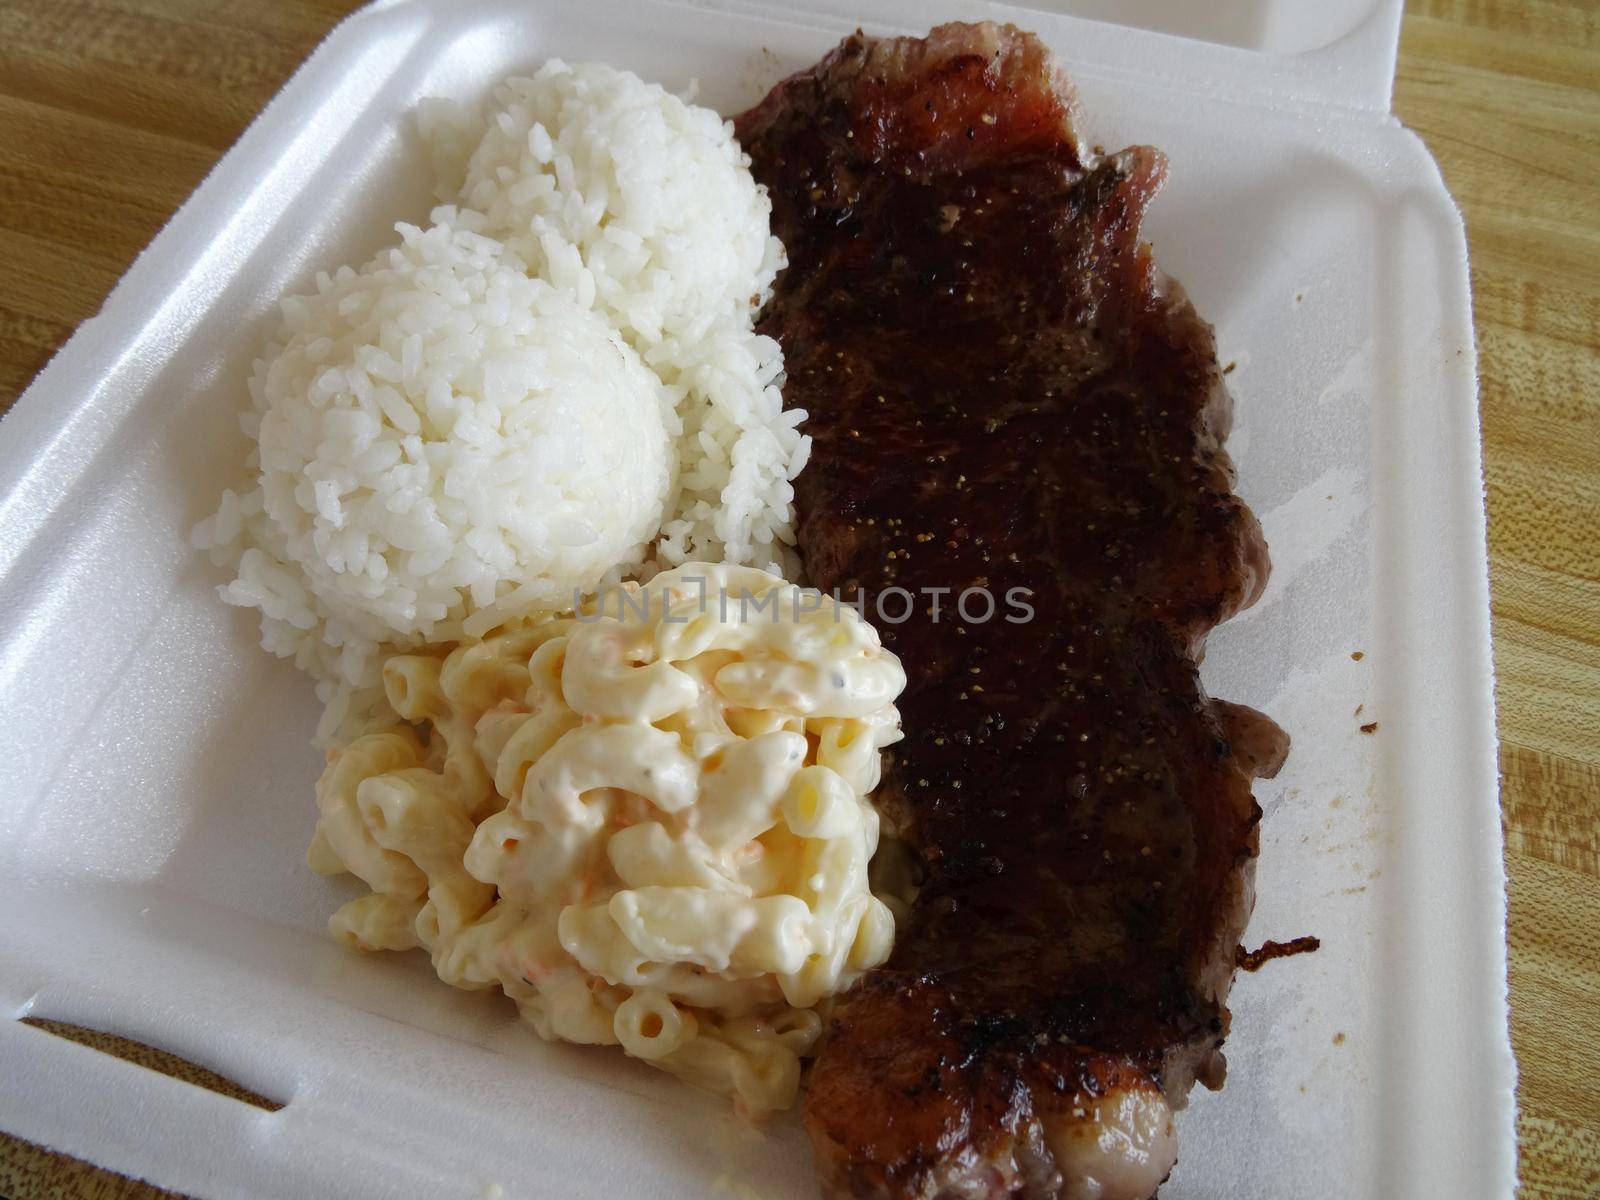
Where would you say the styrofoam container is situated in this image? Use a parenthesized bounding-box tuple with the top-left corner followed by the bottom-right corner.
(0, 0, 1516, 1196)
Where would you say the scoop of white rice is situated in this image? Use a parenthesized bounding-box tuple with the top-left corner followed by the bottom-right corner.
(194, 215, 674, 692)
(440, 60, 786, 344)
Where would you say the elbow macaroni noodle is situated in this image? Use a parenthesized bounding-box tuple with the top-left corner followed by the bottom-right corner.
(308, 562, 905, 1113)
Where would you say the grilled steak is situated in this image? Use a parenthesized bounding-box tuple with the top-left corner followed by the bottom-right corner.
(736, 23, 1288, 1199)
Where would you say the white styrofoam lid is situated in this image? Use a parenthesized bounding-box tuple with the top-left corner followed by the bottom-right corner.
(756, 0, 1407, 114)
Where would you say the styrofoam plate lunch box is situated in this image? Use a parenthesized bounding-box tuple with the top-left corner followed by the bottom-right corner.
(0, 0, 1516, 1196)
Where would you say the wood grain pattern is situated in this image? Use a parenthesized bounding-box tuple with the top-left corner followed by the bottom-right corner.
(1393, 4, 1600, 1195)
(0, 0, 1595, 1196)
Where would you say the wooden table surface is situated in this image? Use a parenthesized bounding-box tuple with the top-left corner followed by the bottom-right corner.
(0, 0, 1595, 1196)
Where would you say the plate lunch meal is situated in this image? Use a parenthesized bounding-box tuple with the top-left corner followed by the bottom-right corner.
(0, 2, 1514, 1198)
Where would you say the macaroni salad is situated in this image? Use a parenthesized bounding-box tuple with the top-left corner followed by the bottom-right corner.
(308, 563, 905, 1113)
